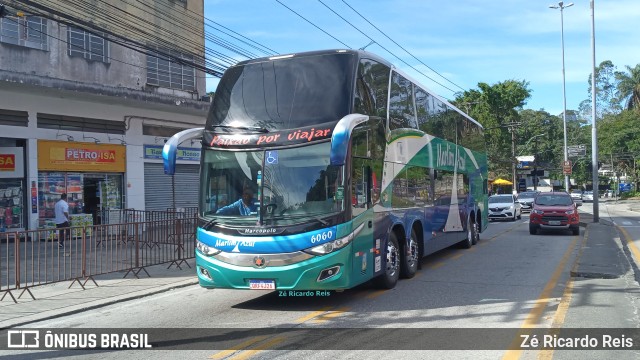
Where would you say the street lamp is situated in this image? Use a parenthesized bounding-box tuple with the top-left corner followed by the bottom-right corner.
(549, 1, 573, 192)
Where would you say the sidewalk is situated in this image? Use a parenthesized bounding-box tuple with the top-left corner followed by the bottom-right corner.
(575, 198, 638, 279)
(0, 259, 198, 329)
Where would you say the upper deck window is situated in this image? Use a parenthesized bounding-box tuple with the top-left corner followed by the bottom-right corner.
(207, 53, 356, 131)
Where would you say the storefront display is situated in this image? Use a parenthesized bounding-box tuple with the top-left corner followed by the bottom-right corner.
(0, 179, 23, 232)
(37, 140, 126, 230)
(0, 146, 26, 232)
(38, 172, 123, 228)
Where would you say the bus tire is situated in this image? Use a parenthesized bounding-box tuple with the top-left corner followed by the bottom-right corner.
(471, 219, 480, 245)
(400, 230, 419, 279)
(459, 215, 474, 249)
(375, 232, 400, 289)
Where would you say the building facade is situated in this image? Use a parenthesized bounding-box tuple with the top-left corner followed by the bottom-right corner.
(0, 1, 208, 231)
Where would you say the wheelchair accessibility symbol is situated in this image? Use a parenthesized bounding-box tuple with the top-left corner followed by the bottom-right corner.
(266, 151, 278, 165)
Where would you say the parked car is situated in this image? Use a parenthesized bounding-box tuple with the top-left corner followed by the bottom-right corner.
(529, 191, 581, 235)
(516, 191, 539, 212)
(488, 194, 522, 221)
(570, 190, 583, 205)
(582, 191, 594, 202)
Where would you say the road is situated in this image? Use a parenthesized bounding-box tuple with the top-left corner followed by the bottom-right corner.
(4, 205, 640, 359)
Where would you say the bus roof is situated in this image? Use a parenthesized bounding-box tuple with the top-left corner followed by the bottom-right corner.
(233, 49, 484, 130)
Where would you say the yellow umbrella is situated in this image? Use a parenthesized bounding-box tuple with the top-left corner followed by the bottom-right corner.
(493, 178, 513, 186)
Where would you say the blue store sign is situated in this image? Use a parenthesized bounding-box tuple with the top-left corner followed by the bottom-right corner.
(144, 145, 200, 161)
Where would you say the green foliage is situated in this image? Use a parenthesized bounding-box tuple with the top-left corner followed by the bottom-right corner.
(453, 80, 531, 179)
(621, 191, 640, 199)
(579, 60, 623, 119)
(597, 110, 640, 154)
(615, 64, 640, 111)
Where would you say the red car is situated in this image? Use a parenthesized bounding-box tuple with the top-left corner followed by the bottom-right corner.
(529, 191, 581, 235)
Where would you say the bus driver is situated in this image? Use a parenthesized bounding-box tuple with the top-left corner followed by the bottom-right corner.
(216, 188, 258, 216)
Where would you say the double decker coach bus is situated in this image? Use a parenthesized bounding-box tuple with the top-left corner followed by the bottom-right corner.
(163, 49, 488, 291)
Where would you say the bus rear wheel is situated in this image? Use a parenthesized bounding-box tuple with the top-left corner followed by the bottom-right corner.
(459, 215, 475, 249)
(375, 232, 400, 289)
(400, 230, 419, 279)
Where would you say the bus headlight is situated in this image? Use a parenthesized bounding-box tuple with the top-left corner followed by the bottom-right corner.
(196, 240, 221, 256)
(303, 223, 364, 256)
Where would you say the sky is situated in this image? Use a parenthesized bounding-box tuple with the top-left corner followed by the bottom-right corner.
(203, 0, 640, 116)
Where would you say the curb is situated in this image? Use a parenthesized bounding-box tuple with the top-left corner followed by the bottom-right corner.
(0, 279, 199, 330)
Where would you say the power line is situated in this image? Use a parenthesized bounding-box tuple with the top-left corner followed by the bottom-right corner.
(317, 0, 457, 94)
(8, 0, 278, 78)
(57, 0, 236, 69)
(274, 0, 351, 49)
(149, 0, 279, 56)
(341, 0, 466, 93)
(10, 0, 223, 76)
(0, 6, 220, 80)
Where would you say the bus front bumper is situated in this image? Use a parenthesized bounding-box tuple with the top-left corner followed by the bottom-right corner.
(195, 248, 353, 290)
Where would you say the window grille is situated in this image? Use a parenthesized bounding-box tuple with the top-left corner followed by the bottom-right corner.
(147, 48, 195, 91)
(0, 15, 48, 50)
(37, 113, 125, 134)
(67, 26, 109, 63)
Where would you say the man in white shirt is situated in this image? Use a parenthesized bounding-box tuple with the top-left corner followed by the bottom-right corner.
(54, 193, 70, 248)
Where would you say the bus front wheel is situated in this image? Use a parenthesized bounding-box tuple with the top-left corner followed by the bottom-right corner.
(375, 232, 400, 289)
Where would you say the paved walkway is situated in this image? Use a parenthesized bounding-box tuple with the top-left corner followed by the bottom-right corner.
(0, 259, 198, 329)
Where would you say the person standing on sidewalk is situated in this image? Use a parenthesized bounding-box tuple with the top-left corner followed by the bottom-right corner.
(55, 193, 70, 249)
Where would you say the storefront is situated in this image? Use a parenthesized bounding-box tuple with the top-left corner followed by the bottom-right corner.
(0, 142, 27, 232)
(143, 145, 200, 211)
(37, 140, 126, 228)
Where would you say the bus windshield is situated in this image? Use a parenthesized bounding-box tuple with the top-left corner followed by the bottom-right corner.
(206, 52, 356, 131)
(201, 142, 346, 226)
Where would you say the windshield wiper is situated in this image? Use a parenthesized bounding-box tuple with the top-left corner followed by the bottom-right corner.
(201, 217, 218, 230)
(280, 213, 330, 226)
(211, 125, 269, 133)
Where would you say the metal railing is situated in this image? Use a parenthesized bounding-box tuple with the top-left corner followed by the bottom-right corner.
(0, 210, 197, 303)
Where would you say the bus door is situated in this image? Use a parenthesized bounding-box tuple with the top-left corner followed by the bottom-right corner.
(348, 123, 376, 284)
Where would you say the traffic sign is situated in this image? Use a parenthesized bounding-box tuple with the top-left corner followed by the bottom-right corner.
(567, 145, 586, 157)
(563, 160, 572, 175)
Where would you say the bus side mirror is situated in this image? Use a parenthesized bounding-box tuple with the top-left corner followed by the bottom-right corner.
(330, 114, 369, 165)
(163, 128, 204, 175)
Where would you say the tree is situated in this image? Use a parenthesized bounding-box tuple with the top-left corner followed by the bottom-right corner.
(615, 64, 640, 111)
(453, 80, 532, 179)
(598, 110, 640, 155)
(578, 60, 622, 120)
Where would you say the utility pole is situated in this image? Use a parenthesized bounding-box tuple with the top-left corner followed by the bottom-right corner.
(534, 138, 539, 191)
(512, 127, 516, 194)
(550, 1, 574, 192)
(590, 0, 599, 222)
(507, 122, 520, 194)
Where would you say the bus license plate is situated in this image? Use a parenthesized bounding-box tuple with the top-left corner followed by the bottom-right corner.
(548, 220, 561, 225)
(249, 280, 275, 290)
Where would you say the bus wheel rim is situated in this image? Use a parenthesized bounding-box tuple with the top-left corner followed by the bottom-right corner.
(408, 237, 418, 268)
(387, 243, 399, 276)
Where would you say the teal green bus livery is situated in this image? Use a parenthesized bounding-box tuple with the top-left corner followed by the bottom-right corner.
(163, 49, 488, 291)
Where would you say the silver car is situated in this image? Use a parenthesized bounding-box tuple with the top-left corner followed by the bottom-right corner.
(488, 194, 522, 221)
(516, 191, 539, 212)
(582, 191, 594, 202)
(570, 190, 583, 205)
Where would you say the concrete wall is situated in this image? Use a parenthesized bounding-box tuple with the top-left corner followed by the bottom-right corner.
(0, 0, 206, 99)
